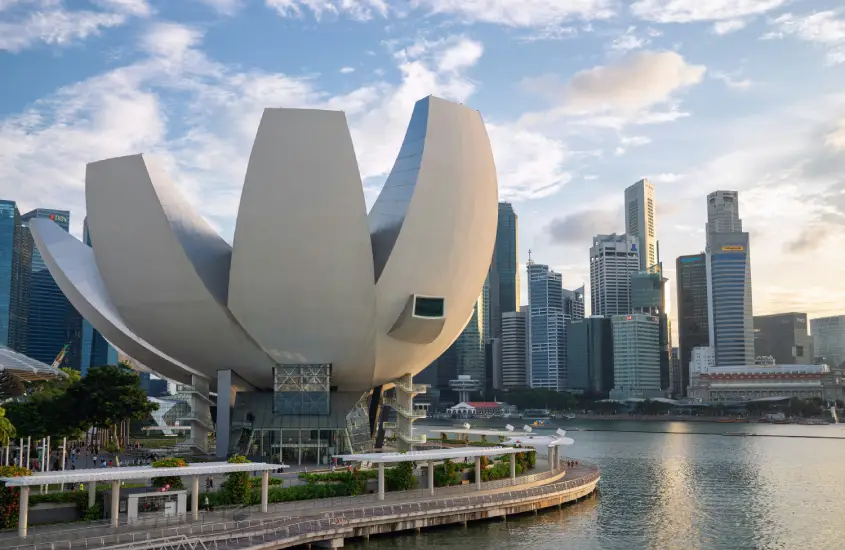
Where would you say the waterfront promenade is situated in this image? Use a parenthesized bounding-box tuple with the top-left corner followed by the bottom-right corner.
(5, 459, 600, 550)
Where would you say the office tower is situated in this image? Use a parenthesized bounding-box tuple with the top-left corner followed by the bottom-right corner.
(20, 209, 82, 368)
(630, 266, 672, 391)
(79, 217, 118, 374)
(624, 179, 656, 270)
(490, 202, 520, 338)
(706, 190, 742, 246)
(563, 285, 585, 321)
(590, 234, 640, 316)
(610, 313, 661, 399)
(810, 315, 845, 368)
(0, 200, 20, 347)
(671, 347, 681, 396)
(501, 309, 528, 388)
(676, 253, 709, 396)
(567, 316, 614, 395)
(754, 313, 813, 365)
(705, 191, 754, 366)
(527, 260, 567, 390)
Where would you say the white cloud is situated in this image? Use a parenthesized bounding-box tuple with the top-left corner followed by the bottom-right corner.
(92, 0, 152, 16)
(631, 0, 787, 23)
(488, 125, 571, 200)
(826, 120, 845, 151)
(712, 18, 746, 35)
(140, 22, 205, 58)
(608, 26, 653, 52)
(413, 0, 614, 27)
(710, 70, 753, 89)
(562, 51, 706, 114)
(265, 0, 389, 21)
(339, 66, 356, 74)
(0, 6, 128, 52)
(195, 0, 242, 15)
(767, 11, 845, 65)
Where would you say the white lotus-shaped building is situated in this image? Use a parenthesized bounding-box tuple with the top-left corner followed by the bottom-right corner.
(30, 96, 498, 457)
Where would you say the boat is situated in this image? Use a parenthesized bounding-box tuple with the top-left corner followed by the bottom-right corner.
(531, 420, 547, 427)
(522, 408, 551, 422)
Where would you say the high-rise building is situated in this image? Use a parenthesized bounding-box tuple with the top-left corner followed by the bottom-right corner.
(706, 190, 742, 246)
(20, 209, 81, 368)
(810, 315, 845, 368)
(79, 217, 118, 374)
(0, 200, 20, 347)
(501, 309, 528, 389)
(567, 316, 613, 395)
(754, 313, 813, 365)
(610, 313, 662, 399)
(630, 266, 672, 391)
(590, 233, 640, 317)
(528, 260, 567, 390)
(705, 191, 754, 366)
(676, 253, 709, 396)
(671, 346, 681, 396)
(625, 179, 656, 270)
(488, 203, 519, 340)
(563, 285, 585, 321)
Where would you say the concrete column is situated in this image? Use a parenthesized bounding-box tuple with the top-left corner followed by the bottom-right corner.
(110, 480, 120, 528)
(260, 470, 269, 513)
(377, 462, 385, 501)
(88, 481, 97, 508)
(18, 486, 29, 538)
(510, 454, 516, 479)
(548, 447, 554, 472)
(215, 370, 233, 458)
(475, 456, 482, 490)
(25, 436, 30, 466)
(427, 461, 434, 496)
(18, 438, 23, 467)
(191, 476, 200, 520)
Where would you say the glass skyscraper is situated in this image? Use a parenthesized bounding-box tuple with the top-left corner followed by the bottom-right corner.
(0, 200, 19, 347)
(20, 209, 82, 368)
(491, 202, 520, 336)
(676, 253, 709, 396)
(527, 260, 567, 390)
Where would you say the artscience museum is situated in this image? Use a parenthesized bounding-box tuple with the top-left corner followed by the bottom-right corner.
(29, 96, 498, 462)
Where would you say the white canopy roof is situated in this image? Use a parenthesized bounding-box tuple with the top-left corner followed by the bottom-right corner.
(334, 446, 529, 464)
(0, 461, 286, 487)
(437, 428, 530, 437)
(0, 345, 67, 381)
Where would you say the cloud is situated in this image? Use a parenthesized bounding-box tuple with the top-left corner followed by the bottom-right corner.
(534, 51, 706, 115)
(784, 225, 833, 254)
(412, 0, 614, 27)
(767, 11, 845, 65)
(712, 19, 747, 35)
(195, 0, 242, 15)
(710, 70, 753, 90)
(265, 0, 389, 21)
(631, 0, 787, 24)
(0, 1, 138, 52)
(339, 66, 356, 74)
(608, 26, 660, 52)
(546, 208, 622, 245)
(488, 125, 571, 200)
(826, 120, 845, 151)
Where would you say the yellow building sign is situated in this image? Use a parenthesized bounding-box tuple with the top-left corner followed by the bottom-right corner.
(721, 245, 744, 252)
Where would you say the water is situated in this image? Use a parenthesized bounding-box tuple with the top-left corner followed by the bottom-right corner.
(353, 420, 845, 550)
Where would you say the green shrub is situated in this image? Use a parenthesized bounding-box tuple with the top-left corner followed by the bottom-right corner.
(151, 457, 188, 490)
(385, 461, 417, 491)
(0, 465, 31, 529)
(434, 459, 462, 487)
(223, 455, 252, 506)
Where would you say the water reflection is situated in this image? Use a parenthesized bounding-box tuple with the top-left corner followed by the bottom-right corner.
(356, 421, 845, 549)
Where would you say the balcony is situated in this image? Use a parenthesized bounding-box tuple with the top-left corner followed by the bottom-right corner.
(394, 379, 429, 395)
(173, 385, 215, 404)
(383, 398, 427, 420)
(382, 422, 397, 430)
(177, 414, 215, 431)
(394, 428, 426, 445)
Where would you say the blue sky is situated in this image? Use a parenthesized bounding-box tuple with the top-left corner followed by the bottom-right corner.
(1, 0, 845, 329)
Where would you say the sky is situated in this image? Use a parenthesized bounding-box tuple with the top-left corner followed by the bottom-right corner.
(1, 0, 844, 334)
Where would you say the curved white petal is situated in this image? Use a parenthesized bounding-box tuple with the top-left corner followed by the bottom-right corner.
(85, 154, 277, 387)
(228, 109, 376, 390)
(370, 96, 498, 386)
(28, 218, 202, 384)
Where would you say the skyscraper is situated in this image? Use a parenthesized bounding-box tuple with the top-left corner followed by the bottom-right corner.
(630, 266, 672, 391)
(492, 202, 520, 332)
(676, 253, 709, 396)
(705, 191, 754, 366)
(810, 315, 845, 368)
(80, 217, 118, 374)
(624, 179, 656, 270)
(527, 260, 567, 390)
(590, 233, 640, 317)
(0, 200, 20, 347)
(563, 285, 585, 321)
(754, 313, 813, 365)
(501, 309, 528, 389)
(610, 313, 661, 399)
(567, 316, 613, 395)
(20, 209, 81, 368)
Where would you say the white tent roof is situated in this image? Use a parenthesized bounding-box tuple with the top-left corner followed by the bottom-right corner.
(0, 345, 67, 381)
(335, 446, 530, 464)
(0, 461, 286, 487)
(437, 428, 530, 437)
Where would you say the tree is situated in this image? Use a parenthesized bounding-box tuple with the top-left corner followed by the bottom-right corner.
(67, 365, 157, 452)
(0, 407, 15, 445)
(0, 371, 24, 400)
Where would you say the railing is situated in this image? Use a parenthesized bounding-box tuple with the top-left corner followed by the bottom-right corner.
(176, 414, 214, 431)
(394, 380, 429, 395)
(394, 429, 426, 444)
(383, 398, 428, 420)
